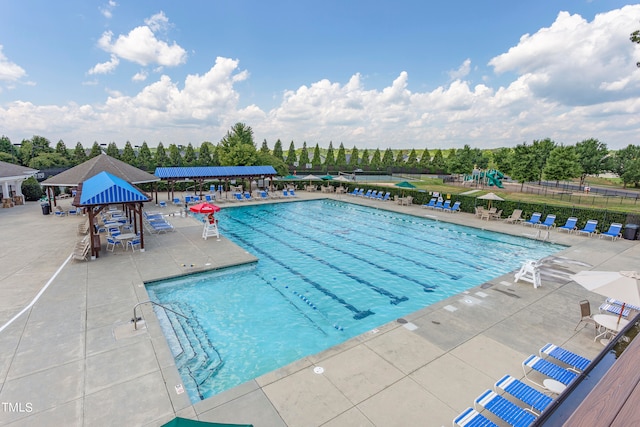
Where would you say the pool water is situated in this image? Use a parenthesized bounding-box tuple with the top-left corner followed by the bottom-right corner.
(146, 200, 562, 402)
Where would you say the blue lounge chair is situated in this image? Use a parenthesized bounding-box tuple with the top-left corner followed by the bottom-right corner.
(289, 189, 297, 197)
(599, 303, 631, 318)
(575, 219, 598, 237)
(422, 198, 436, 209)
(282, 190, 289, 197)
(243, 192, 252, 201)
(537, 214, 556, 229)
(539, 343, 591, 373)
(474, 389, 537, 427)
(523, 355, 578, 388)
(436, 200, 451, 211)
(444, 201, 461, 213)
(234, 193, 244, 201)
(367, 190, 378, 199)
(159, 201, 167, 208)
(522, 212, 541, 227)
(433, 200, 444, 210)
(259, 191, 268, 200)
(362, 189, 372, 198)
(356, 188, 364, 197)
(349, 187, 359, 196)
(556, 217, 577, 233)
(494, 375, 552, 415)
(605, 298, 640, 311)
(380, 192, 390, 201)
(205, 194, 212, 202)
(173, 197, 181, 205)
(600, 223, 622, 240)
(453, 407, 498, 427)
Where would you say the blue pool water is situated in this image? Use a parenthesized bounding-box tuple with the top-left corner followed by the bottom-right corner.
(146, 200, 563, 402)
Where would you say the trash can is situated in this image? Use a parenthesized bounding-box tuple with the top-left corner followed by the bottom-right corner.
(41, 203, 50, 215)
(623, 223, 639, 240)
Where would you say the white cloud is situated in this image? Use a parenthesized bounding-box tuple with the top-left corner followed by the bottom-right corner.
(0, 45, 27, 82)
(100, 0, 117, 19)
(88, 54, 120, 75)
(448, 59, 471, 81)
(132, 70, 148, 82)
(95, 12, 186, 69)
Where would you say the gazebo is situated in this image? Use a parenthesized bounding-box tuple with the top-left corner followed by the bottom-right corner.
(41, 153, 159, 208)
(0, 160, 38, 208)
(73, 171, 151, 259)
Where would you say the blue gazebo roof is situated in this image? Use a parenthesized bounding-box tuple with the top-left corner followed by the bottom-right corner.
(154, 165, 277, 180)
(76, 171, 151, 206)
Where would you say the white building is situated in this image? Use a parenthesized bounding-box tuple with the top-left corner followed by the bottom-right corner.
(0, 160, 38, 207)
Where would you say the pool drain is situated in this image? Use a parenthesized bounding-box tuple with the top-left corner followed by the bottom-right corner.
(314, 366, 324, 374)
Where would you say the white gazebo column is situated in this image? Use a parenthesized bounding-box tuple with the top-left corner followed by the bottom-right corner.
(2, 181, 9, 199)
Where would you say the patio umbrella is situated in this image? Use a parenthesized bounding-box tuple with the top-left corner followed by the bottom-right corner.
(395, 181, 416, 196)
(189, 202, 221, 214)
(571, 270, 640, 325)
(333, 175, 351, 182)
(477, 192, 504, 209)
(281, 174, 300, 180)
(320, 175, 334, 180)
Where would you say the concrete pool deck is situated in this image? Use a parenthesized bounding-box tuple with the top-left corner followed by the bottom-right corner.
(0, 192, 638, 426)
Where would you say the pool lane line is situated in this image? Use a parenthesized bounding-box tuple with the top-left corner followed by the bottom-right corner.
(229, 215, 410, 305)
(0, 253, 72, 335)
(242, 211, 437, 293)
(222, 228, 374, 320)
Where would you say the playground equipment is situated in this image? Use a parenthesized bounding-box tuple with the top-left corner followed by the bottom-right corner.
(463, 169, 504, 188)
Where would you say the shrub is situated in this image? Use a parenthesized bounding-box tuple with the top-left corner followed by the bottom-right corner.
(21, 177, 43, 201)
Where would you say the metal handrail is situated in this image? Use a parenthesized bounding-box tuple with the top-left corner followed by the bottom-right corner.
(133, 300, 188, 330)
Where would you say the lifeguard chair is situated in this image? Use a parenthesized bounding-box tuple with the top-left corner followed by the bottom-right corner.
(514, 260, 542, 288)
(202, 214, 220, 240)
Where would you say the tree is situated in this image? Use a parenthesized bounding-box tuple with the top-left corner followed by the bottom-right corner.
(381, 148, 394, 167)
(218, 122, 258, 166)
(360, 148, 370, 167)
(138, 142, 154, 171)
(394, 150, 404, 167)
(543, 145, 581, 186)
(0, 135, 18, 163)
(510, 143, 539, 190)
(575, 138, 609, 187)
(154, 142, 169, 167)
(286, 141, 297, 165)
(272, 139, 284, 161)
(406, 149, 418, 168)
(18, 140, 34, 166)
(447, 145, 476, 174)
(106, 142, 120, 159)
(259, 139, 270, 155)
(431, 149, 446, 172)
(55, 140, 69, 160)
(30, 135, 53, 156)
(531, 138, 556, 184)
(418, 148, 431, 169)
(612, 145, 640, 188)
(28, 152, 71, 169)
(298, 142, 310, 167)
(324, 142, 335, 166)
(370, 148, 381, 169)
(198, 142, 213, 165)
(168, 144, 183, 166)
(210, 144, 220, 166)
(121, 141, 137, 165)
(183, 143, 196, 166)
(491, 147, 513, 175)
(631, 28, 640, 67)
(89, 142, 102, 158)
(349, 146, 359, 168)
(311, 144, 322, 166)
(73, 142, 87, 165)
(335, 143, 347, 167)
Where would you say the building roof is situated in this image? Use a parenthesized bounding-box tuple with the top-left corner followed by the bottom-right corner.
(74, 171, 151, 206)
(42, 153, 159, 187)
(0, 160, 38, 179)
(154, 165, 277, 180)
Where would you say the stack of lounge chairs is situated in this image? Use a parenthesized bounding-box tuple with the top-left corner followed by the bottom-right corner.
(144, 211, 174, 233)
(453, 343, 591, 427)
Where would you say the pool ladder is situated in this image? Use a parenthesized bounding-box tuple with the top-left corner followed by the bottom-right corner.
(132, 300, 188, 330)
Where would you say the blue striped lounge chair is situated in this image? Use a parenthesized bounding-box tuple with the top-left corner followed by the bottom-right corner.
(522, 355, 578, 388)
(422, 198, 436, 209)
(350, 187, 359, 196)
(243, 192, 252, 201)
(289, 189, 297, 197)
(433, 200, 444, 210)
(474, 389, 537, 427)
(362, 189, 372, 198)
(522, 212, 542, 227)
(435, 200, 451, 211)
(259, 191, 268, 200)
(575, 220, 598, 236)
(599, 303, 631, 318)
(599, 223, 622, 241)
(494, 375, 552, 415)
(173, 197, 181, 205)
(605, 298, 640, 312)
(367, 190, 378, 199)
(539, 343, 591, 373)
(356, 188, 365, 197)
(537, 214, 556, 229)
(159, 201, 167, 208)
(453, 407, 498, 427)
(234, 193, 244, 201)
(381, 192, 390, 201)
(556, 217, 577, 233)
(444, 201, 461, 213)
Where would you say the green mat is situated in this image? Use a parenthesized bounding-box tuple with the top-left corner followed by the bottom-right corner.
(161, 417, 253, 427)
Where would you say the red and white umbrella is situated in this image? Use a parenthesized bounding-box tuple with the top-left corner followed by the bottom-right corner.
(189, 202, 221, 214)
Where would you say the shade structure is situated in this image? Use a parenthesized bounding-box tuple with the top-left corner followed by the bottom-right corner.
(333, 175, 351, 182)
(477, 192, 504, 208)
(281, 174, 300, 180)
(77, 171, 150, 206)
(320, 175, 334, 180)
(189, 202, 221, 214)
(394, 181, 417, 189)
(161, 417, 252, 427)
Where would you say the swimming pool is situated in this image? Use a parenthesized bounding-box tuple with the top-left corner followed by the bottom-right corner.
(146, 200, 562, 402)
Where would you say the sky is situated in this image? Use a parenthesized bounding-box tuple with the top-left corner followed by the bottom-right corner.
(1, 1, 640, 151)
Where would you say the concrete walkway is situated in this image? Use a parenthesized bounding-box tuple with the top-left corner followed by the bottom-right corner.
(0, 193, 638, 426)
